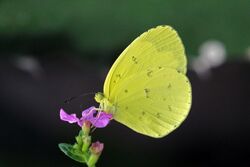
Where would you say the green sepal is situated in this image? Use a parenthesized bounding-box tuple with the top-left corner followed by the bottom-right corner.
(82, 136, 91, 153)
(75, 130, 84, 145)
(75, 136, 83, 146)
(58, 143, 88, 163)
(78, 130, 84, 136)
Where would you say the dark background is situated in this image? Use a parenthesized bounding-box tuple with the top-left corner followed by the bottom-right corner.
(0, 1, 250, 166)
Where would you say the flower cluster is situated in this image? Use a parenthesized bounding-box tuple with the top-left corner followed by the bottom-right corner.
(59, 106, 112, 167)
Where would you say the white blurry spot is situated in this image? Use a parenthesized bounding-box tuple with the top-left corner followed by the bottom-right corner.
(245, 47, 250, 61)
(192, 40, 226, 79)
(13, 55, 44, 79)
(199, 40, 226, 67)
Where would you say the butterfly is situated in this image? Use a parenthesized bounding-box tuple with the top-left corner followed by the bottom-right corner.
(94, 25, 192, 138)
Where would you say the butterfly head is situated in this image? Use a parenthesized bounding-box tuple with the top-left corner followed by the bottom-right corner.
(95, 92, 115, 114)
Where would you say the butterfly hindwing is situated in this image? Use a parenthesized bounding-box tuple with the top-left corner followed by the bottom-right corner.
(110, 67, 191, 138)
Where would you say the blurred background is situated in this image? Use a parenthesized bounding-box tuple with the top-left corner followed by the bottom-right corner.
(0, 0, 250, 166)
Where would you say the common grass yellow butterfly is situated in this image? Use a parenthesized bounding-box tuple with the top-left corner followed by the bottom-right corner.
(95, 25, 192, 138)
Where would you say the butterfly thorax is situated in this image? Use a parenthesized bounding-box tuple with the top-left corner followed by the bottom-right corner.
(95, 92, 115, 114)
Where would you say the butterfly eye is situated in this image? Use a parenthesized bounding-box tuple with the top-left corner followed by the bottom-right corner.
(95, 92, 104, 102)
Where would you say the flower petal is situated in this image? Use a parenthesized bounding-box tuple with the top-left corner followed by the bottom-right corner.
(60, 108, 79, 124)
(90, 112, 113, 128)
(77, 117, 84, 127)
(81, 106, 96, 119)
(80, 106, 113, 128)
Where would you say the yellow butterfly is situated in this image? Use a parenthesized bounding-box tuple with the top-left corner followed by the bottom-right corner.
(95, 25, 192, 138)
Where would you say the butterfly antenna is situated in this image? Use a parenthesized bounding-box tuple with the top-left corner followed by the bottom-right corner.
(64, 92, 96, 104)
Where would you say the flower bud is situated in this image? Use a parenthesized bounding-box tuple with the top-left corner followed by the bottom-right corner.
(87, 141, 104, 167)
(82, 121, 91, 135)
(90, 141, 104, 155)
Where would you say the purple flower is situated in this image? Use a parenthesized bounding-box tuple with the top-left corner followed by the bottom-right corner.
(60, 106, 112, 128)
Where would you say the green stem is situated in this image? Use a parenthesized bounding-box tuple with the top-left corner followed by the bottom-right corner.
(88, 165, 95, 167)
(82, 136, 91, 153)
(87, 153, 100, 167)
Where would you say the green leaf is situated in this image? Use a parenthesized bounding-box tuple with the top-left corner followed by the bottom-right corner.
(58, 143, 88, 163)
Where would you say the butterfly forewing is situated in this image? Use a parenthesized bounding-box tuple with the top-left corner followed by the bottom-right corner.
(104, 26, 187, 97)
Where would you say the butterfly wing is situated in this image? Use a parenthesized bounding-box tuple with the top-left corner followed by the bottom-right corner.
(109, 67, 191, 138)
(104, 25, 187, 97)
